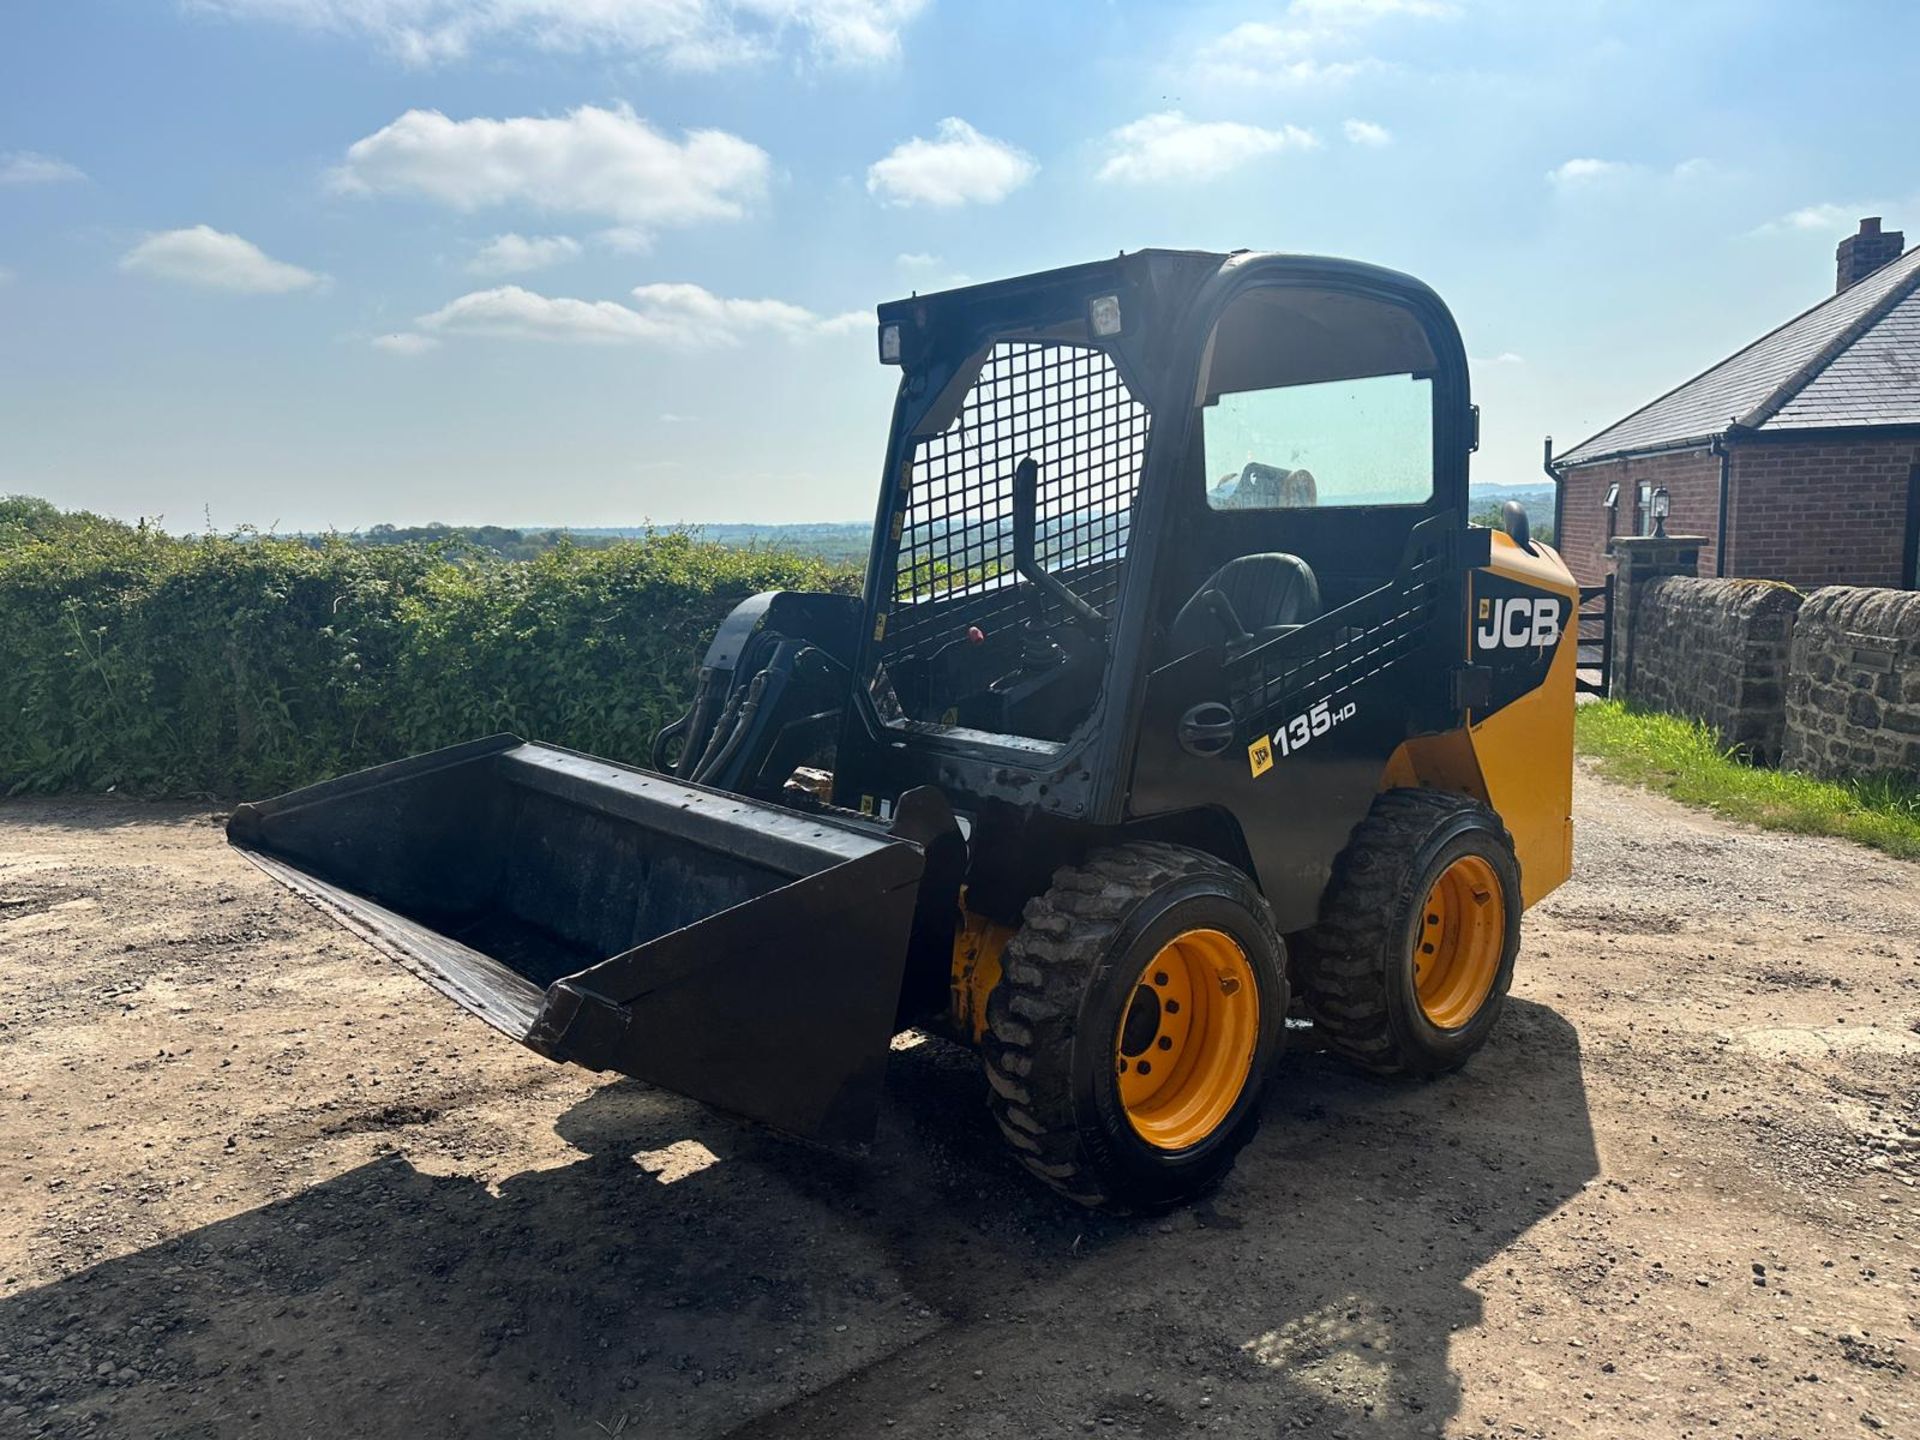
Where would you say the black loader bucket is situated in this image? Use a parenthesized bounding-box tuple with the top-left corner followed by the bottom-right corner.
(227, 736, 929, 1146)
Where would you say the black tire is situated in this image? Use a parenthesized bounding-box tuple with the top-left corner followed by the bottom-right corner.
(980, 842, 1288, 1213)
(1292, 788, 1521, 1077)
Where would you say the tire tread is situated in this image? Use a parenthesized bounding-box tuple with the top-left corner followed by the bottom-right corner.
(980, 842, 1273, 1213)
(1293, 788, 1515, 1076)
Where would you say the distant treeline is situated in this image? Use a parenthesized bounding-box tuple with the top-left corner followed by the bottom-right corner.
(330, 487, 1552, 564)
(333, 523, 623, 560)
(323, 521, 876, 565)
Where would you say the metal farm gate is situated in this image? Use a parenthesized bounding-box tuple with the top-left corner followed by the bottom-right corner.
(1576, 576, 1613, 697)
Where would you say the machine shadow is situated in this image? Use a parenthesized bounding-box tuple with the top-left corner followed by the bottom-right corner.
(0, 999, 1595, 1440)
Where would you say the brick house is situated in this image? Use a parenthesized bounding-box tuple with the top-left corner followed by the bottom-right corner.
(1551, 218, 1920, 590)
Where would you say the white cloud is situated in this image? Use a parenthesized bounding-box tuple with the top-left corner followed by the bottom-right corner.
(1763, 202, 1869, 233)
(1545, 157, 1633, 188)
(372, 331, 441, 355)
(333, 105, 769, 243)
(893, 251, 972, 288)
(1475, 351, 1525, 366)
(187, 0, 927, 68)
(1196, 0, 1454, 86)
(0, 150, 86, 185)
(1343, 118, 1392, 147)
(467, 232, 582, 275)
(1198, 24, 1377, 86)
(629, 282, 868, 341)
(119, 225, 325, 293)
(595, 226, 657, 254)
(866, 118, 1036, 208)
(418, 287, 661, 344)
(1547, 156, 1724, 201)
(416, 282, 866, 346)
(774, 0, 925, 65)
(1098, 112, 1317, 186)
(1291, 0, 1455, 17)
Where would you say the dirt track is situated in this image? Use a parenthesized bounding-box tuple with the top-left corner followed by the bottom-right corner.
(1, 766, 1917, 1439)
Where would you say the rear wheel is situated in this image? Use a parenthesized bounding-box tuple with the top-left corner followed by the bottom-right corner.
(1292, 789, 1520, 1077)
(981, 843, 1287, 1212)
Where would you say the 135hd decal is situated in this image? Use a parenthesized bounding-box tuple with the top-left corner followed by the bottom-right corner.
(1247, 697, 1357, 777)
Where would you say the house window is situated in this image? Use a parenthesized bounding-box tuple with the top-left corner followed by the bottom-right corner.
(1637, 482, 1655, 536)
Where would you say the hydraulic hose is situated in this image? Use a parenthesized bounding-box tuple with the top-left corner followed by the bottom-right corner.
(670, 670, 724, 778)
(693, 669, 770, 786)
(687, 679, 746, 782)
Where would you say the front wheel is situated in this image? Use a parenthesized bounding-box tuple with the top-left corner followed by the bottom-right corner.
(1292, 789, 1521, 1077)
(980, 843, 1288, 1212)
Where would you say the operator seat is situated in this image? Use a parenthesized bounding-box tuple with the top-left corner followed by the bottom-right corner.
(1169, 553, 1322, 655)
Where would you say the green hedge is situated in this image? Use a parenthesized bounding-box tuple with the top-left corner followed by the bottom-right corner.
(0, 497, 860, 798)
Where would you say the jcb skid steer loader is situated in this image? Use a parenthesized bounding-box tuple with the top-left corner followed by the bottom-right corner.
(230, 249, 1578, 1211)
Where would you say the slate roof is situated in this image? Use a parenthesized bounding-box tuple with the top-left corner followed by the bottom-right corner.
(1558, 243, 1920, 465)
(1769, 283, 1920, 429)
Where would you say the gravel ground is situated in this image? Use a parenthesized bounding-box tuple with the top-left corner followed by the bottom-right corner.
(0, 763, 1916, 1439)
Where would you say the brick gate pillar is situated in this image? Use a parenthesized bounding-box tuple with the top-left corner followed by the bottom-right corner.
(1607, 533, 1706, 703)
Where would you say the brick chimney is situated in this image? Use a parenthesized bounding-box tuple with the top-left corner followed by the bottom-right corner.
(1836, 216, 1904, 292)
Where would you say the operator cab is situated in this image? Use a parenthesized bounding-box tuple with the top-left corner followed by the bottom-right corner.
(861, 253, 1449, 754)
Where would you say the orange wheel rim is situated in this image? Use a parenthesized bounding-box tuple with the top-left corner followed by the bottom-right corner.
(1414, 855, 1505, 1030)
(1114, 928, 1260, 1151)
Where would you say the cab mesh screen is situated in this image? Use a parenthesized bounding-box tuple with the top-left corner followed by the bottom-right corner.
(880, 341, 1150, 669)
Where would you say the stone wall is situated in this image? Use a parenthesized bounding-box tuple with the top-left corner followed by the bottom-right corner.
(1782, 586, 1920, 779)
(1630, 577, 1804, 762)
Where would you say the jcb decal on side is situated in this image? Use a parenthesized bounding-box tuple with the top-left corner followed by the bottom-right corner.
(1470, 572, 1573, 715)
(1476, 595, 1563, 651)
(1249, 697, 1357, 776)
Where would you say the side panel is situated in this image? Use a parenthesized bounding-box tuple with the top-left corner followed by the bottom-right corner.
(1131, 656, 1419, 934)
(1127, 518, 1466, 933)
(1464, 534, 1579, 907)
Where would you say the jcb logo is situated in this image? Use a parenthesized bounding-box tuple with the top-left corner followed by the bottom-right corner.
(1246, 735, 1274, 778)
(1476, 596, 1562, 651)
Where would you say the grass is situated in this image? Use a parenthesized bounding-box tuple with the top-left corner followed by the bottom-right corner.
(1575, 700, 1920, 860)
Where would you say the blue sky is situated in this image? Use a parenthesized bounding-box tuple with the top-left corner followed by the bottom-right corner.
(2, 0, 1914, 530)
